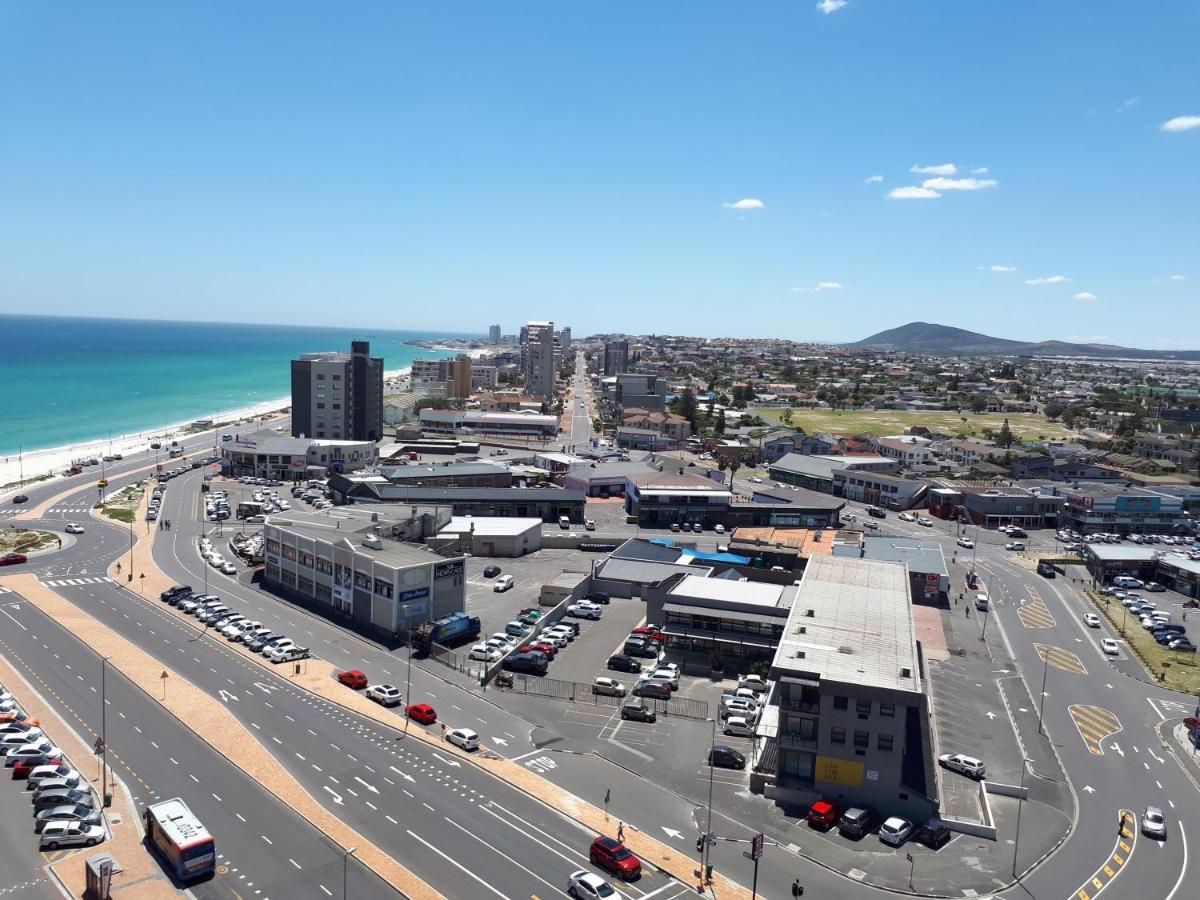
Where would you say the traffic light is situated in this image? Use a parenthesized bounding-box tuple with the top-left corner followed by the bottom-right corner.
(792, 880, 804, 897)
(696, 836, 705, 853)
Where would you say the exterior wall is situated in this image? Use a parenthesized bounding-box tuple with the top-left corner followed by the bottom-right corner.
(471, 365, 499, 390)
(1060, 491, 1188, 535)
(604, 340, 629, 376)
(524, 321, 556, 399)
(833, 471, 925, 509)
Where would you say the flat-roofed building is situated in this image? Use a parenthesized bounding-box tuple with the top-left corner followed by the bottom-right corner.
(263, 506, 464, 639)
(624, 471, 733, 528)
(765, 555, 937, 822)
(1054, 483, 1188, 535)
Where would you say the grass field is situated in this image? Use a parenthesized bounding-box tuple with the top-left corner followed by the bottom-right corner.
(751, 407, 1071, 440)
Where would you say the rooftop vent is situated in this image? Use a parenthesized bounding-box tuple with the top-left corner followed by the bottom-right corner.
(900, 667, 912, 678)
(805, 609, 815, 617)
(797, 625, 807, 635)
(795, 650, 806, 659)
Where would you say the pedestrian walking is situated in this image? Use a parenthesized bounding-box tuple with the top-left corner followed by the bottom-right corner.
(617, 822, 625, 842)
(966, 606, 970, 617)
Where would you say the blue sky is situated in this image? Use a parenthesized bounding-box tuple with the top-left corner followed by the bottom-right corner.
(1, 2, 1196, 346)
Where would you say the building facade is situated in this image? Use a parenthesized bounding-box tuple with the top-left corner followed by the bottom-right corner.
(221, 433, 375, 480)
(291, 341, 384, 442)
(488, 324, 501, 344)
(604, 340, 630, 376)
(523, 320, 556, 399)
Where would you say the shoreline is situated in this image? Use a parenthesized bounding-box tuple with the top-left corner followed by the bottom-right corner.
(0, 365, 412, 489)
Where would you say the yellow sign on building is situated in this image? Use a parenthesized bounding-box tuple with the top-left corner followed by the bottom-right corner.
(816, 756, 864, 788)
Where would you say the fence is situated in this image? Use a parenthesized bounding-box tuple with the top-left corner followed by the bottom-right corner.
(427, 643, 488, 680)
(497, 673, 710, 720)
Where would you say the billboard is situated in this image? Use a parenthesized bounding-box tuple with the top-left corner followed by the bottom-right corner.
(815, 756, 864, 788)
(1115, 495, 1160, 514)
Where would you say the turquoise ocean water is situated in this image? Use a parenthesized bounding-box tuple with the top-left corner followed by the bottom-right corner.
(0, 315, 469, 457)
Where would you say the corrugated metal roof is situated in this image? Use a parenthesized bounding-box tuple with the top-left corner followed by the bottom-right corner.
(596, 558, 710, 584)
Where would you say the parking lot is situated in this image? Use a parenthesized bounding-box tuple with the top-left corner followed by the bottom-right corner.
(463, 549, 590, 640)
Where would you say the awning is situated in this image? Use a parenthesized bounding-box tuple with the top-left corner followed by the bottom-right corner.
(663, 602, 786, 626)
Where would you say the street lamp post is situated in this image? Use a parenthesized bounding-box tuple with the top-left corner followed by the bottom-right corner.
(980, 572, 993, 643)
(404, 631, 414, 735)
(700, 717, 716, 882)
(1037, 648, 1050, 736)
(1012, 756, 1034, 880)
(343, 845, 356, 900)
(100, 655, 112, 806)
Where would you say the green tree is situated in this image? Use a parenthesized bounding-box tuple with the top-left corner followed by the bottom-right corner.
(969, 395, 987, 414)
(714, 410, 726, 435)
(1043, 401, 1066, 420)
(780, 407, 793, 426)
(998, 418, 1014, 449)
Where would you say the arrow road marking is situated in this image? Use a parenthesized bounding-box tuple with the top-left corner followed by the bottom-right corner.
(217, 689, 239, 703)
(354, 776, 379, 794)
(389, 765, 415, 783)
(1112, 743, 1124, 757)
(323, 786, 344, 805)
(662, 827, 684, 840)
(252, 681, 275, 694)
(490, 736, 509, 746)
(1083, 785, 1096, 793)
(432, 752, 461, 768)
(986, 711, 997, 720)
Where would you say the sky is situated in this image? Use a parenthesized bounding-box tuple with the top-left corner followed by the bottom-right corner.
(1, 2, 1197, 347)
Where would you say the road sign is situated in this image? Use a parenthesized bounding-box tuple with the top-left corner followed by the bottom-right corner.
(750, 831, 764, 861)
(93, 737, 105, 755)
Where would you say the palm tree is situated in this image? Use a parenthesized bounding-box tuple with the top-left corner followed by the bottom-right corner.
(728, 459, 740, 488)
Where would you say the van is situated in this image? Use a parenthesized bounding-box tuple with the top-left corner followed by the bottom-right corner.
(558, 516, 571, 529)
(975, 594, 990, 611)
(493, 575, 515, 593)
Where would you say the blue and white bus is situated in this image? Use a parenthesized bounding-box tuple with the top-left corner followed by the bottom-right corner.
(144, 798, 215, 881)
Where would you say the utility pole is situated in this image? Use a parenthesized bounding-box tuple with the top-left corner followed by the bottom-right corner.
(1037, 649, 1050, 735)
(1012, 757, 1033, 880)
(100, 655, 111, 806)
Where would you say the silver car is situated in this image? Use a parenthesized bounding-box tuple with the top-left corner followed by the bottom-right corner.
(1142, 806, 1167, 839)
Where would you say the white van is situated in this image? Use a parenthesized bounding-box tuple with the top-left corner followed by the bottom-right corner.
(558, 516, 571, 529)
(975, 594, 990, 611)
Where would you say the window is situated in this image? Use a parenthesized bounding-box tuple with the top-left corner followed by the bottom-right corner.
(879, 703, 895, 718)
(316, 403, 325, 409)
(832, 696, 848, 711)
(332, 374, 342, 380)
(877, 734, 893, 752)
(333, 403, 341, 410)
(316, 373, 325, 380)
(299, 552, 314, 567)
(830, 726, 846, 744)
(853, 730, 869, 749)
(856, 700, 871, 717)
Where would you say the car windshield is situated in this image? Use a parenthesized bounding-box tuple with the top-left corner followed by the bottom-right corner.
(595, 882, 616, 898)
(1147, 812, 1164, 824)
(611, 846, 632, 860)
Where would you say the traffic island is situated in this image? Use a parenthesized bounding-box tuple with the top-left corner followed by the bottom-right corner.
(1085, 591, 1200, 693)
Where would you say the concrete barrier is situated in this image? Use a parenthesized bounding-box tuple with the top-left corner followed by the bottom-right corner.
(941, 780, 998, 840)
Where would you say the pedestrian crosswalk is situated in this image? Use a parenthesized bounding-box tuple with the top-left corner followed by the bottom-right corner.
(1069, 704, 1122, 756)
(1034, 642, 1088, 675)
(0, 509, 21, 518)
(47, 508, 90, 515)
(1017, 598, 1056, 629)
(40, 576, 114, 587)
(0, 586, 11, 595)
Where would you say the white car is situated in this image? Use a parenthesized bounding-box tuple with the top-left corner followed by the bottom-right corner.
(714, 524, 726, 534)
(536, 632, 568, 649)
(879, 816, 914, 847)
(567, 603, 602, 620)
(956, 538, 974, 549)
(918, 517, 933, 527)
(567, 870, 617, 899)
(723, 716, 755, 737)
(721, 698, 760, 720)
(898, 512, 916, 522)
(446, 728, 480, 751)
(543, 627, 574, 643)
(25, 765, 81, 791)
(469, 644, 501, 662)
(39, 821, 105, 851)
(939, 753, 986, 779)
(738, 674, 770, 693)
(64, 523, 85, 535)
(0, 723, 42, 740)
(216, 616, 248, 638)
(584, 519, 596, 531)
(1005, 542, 1026, 551)
(747, 476, 763, 484)
(646, 668, 679, 690)
(366, 684, 402, 707)
(1084, 613, 1101, 628)
(219, 561, 237, 575)
(208, 554, 226, 568)
(263, 640, 298, 661)
(591, 677, 627, 697)
(1101, 638, 1121, 655)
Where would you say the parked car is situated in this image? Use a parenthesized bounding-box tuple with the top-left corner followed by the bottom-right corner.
(589, 836, 641, 881)
(838, 806, 879, 839)
(623, 640, 659, 659)
(505, 620, 531, 637)
(446, 728, 480, 751)
(33, 787, 96, 813)
(406, 703, 437, 724)
(914, 818, 952, 849)
(723, 716, 755, 737)
(493, 575, 515, 592)
(939, 753, 986, 779)
(619, 702, 656, 723)
(469, 644, 502, 663)
(39, 821, 105, 851)
(585, 592, 611, 605)
(708, 745, 746, 770)
(592, 677, 627, 698)
(482, 565, 502, 578)
(25, 765, 81, 792)
(337, 670, 368, 690)
(807, 800, 845, 830)
(366, 684, 402, 707)
(737, 674, 770, 693)
(567, 603, 602, 620)
(607, 654, 642, 674)
(645, 668, 679, 691)
(879, 816, 914, 847)
(35, 804, 103, 833)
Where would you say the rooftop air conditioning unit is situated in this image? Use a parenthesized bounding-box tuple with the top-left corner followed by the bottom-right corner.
(805, 609, 815, 617)
(900, 667, 912, 678)
(795, 650, 806, 659)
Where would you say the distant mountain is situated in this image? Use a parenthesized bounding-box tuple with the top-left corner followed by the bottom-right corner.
(851, 322, 1200, 360)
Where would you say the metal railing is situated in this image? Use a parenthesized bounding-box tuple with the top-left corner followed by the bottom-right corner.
(496, 673, 710, 720)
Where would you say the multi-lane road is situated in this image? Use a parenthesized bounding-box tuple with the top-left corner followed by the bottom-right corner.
(3, 417, 1200, 899)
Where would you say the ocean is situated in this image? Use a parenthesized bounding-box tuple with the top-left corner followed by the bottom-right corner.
(0, 315, 470, 457)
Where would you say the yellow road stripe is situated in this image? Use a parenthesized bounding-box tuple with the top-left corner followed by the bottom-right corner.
(1069, 704, 1122, 754)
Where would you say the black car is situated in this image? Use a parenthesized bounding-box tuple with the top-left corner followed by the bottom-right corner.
(502, 653, 548, 675)
(708, 745, 746, 770)
(586, 591, 611, 605)
(247, 631, 284, 652)
(607, 654, 642, 674)
(837, 806, 880, 839)
(866, 506, 886, 518)
(624, 640, 659, 659)
(160, 585, 192, 602)
(482, 565, 502, 578)
(1036, 563, 1056, 578)
(12, 495, 28, 504)
(32, 788, 95, 813)
(914, 818, 952, 850)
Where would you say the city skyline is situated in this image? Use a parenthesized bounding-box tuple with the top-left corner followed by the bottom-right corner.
(1, 3, 1196, 344)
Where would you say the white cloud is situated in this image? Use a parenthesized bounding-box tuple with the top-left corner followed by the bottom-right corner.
(989, 265, 1017, 273)
(1169, 274, 1188, 282)
(1073, 291, 1097, 301)
(922, 176, 998, 191)
(910, 163, 957, 176)
(816, 0, 848, 13)
(888, 186, 941, 200)
(1161, 116, 1200, 133)
(970, 167, 989, 175)
(793, 281, 845, 293)
(1025, 275, 1070, 285)
(722, 198, 764, 210)
(1118, 97, 1140, 113)
(864, 175, 884, 184)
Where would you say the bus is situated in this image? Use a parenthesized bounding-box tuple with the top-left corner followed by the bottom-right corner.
(144, 798, 215, 881)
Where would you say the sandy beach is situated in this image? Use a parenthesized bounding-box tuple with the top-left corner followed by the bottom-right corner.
(0, 365, 413, 490)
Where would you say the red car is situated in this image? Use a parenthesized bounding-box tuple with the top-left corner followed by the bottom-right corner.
(527, 642, 557, 659)
(0, 711, 39, 727)
(589, 836, 641, 880)
(12, 756, 62, 779)
(337, 670, 368, 690)
(0, 553, 28, 567)
(807, 799, 846, 830)
(629, 626, 666, 643)
(406, 703, 437, 725)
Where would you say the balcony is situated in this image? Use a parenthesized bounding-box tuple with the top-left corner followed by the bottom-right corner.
(777, 732, 819, 752)
(781, 697, 821, 715)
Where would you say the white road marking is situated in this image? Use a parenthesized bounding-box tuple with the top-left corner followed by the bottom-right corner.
(405, 829, 511, 899)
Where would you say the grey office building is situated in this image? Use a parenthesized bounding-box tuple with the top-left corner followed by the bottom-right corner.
(523, 320, 556, 399)
(488, 324, 502, 344)
(604, 340, 629, 376)
(291, 341, 384, 442)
